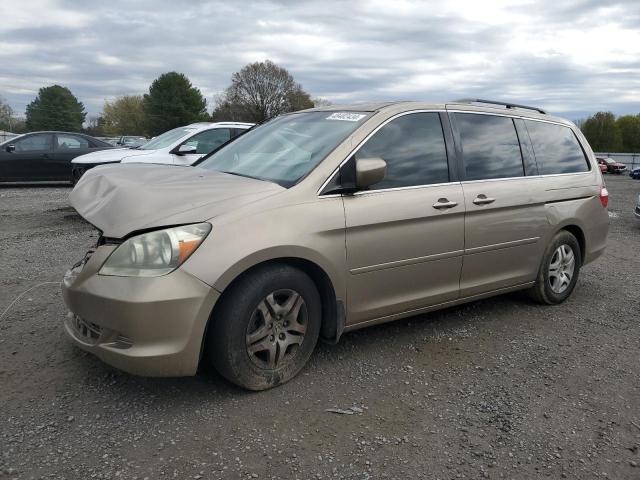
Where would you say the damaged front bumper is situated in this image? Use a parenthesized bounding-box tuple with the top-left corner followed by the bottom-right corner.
(62, 245, 219, 377)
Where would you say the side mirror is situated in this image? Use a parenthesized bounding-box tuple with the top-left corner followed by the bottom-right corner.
(355, 157, 386, 189)
(5, 144, 15, 153)
(177, 144, 197, 155)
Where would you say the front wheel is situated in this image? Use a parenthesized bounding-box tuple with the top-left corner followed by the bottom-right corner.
(528, 230, 581, 305)
(208, 264, 321, 390)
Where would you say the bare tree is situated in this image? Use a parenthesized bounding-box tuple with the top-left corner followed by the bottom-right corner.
(0, 97, 14, 131)
(212, 60, 314, 122)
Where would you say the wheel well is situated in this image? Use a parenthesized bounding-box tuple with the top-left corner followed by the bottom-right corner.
(561, 225, 586, 263)
(202, 258, 340, 360)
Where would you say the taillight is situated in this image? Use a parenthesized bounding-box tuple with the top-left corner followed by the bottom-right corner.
(599, 186, 609, 208)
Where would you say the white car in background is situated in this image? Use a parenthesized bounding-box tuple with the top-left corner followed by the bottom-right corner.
(71, 122, 253, 183)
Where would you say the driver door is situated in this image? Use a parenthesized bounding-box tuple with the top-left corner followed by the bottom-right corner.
(343, 112, 464, 324)
(0, 133, 54, 181)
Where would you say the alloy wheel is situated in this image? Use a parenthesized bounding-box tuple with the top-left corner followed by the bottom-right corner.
(548, 244, 575, 294)
(245, 289, 308, 369)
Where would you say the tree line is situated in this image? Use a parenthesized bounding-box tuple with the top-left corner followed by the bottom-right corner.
(0, 60, 320, 137)
(577, 111, 640, 153)
(4, 66, 639, 154)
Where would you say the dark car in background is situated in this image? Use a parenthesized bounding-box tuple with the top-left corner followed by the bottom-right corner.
(629, 166, 640, 180)
(0, 132, 113, 183)
(597, 157, 627, 174)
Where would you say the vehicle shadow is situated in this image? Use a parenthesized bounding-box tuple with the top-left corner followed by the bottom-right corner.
(66, 289, 542, 405)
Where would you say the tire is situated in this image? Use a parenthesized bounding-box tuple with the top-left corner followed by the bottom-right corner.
(528, 230, 582, 305)
(208, 264, 321, 390)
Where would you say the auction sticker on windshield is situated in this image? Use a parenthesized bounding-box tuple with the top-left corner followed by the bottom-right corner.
(326, 112, 367, 122)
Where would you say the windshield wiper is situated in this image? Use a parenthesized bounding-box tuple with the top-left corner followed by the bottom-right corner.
(218, 170, 281, 186)
(219, 171, 258, 180)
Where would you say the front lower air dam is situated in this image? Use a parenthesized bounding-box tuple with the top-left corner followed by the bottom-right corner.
(61, 238, 220, 377)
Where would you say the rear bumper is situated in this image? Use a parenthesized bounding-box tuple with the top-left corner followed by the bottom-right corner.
(62, 246, 219, 376)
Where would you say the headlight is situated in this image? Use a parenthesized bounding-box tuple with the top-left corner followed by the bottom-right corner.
(99, 223, 211, 277)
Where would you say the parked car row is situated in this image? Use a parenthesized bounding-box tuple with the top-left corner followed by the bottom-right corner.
(61, 99, 610, 391)
(70, 122, 253, 182)
(0, 122, 253, 183)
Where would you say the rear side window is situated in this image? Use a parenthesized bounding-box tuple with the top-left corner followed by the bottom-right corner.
(524, 121, 589, 174)
(355, 112, 449, 190)
(455, 114, 524, 181)
(56, 134, 89, 149)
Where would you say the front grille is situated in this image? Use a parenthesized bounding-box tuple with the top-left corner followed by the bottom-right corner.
(72, 315, 102, 345)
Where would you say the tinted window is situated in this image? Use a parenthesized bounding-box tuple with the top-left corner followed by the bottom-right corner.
(14, 134, 52, 152)
(184, 129, 231, 154)
(56, 134, 89, 149)
(456, 114, 524, 180)
(525, 121, 589, 174)
(355, 112, 449, 189)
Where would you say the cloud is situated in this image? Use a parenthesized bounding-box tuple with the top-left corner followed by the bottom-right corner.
(0, 0, 638, 120)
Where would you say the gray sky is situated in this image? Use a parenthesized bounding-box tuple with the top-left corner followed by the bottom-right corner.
(1, 0, 639, 120)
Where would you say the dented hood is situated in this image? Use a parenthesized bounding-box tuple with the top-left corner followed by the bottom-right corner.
(70, 163, 284, 238)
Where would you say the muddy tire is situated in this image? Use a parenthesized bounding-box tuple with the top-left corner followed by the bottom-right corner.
(208, 264, 321, 390)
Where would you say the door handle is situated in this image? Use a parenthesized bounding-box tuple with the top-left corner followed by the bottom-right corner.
(473, 194, 495, 205)
(432, 198, 458, 210)
(41, 153, 50, 159)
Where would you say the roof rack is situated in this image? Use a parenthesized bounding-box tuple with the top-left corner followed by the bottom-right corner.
(455, 98, 546, 115)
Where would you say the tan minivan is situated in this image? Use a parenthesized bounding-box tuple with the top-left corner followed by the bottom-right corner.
(62, 100, 609, 390)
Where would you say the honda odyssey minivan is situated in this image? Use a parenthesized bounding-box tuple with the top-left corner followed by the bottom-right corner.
(62, 100, 609, 390)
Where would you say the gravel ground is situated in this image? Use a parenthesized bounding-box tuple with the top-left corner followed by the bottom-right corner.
(0, 175, 639, 480)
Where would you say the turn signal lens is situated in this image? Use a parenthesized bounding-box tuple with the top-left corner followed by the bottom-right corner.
(599, 186, 609, 208)
(178, 239, 202, 264)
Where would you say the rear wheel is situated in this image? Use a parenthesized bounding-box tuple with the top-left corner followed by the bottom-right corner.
(528, 230, 581, 305)
(208, 264, 321, 390)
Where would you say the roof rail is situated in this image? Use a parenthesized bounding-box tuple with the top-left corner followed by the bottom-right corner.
(455, 98, 546, 115)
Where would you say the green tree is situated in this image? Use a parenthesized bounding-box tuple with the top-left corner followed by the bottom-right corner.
(25, 85, 86, 131)
(615, 114, 640, 153)
(143, 72, 208, 136)
(580, 111, 622, 152)
(0, 97, 14, 131)
(211, 60, 314, 122)
(102, 95, 145, 136)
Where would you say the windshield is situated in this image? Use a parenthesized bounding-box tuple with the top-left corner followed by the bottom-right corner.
(197, 111, 370, 187)
(138, 127, 195, 150)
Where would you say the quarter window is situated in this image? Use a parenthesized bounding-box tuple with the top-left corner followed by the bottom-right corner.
(456, 114, 524, 180)
(56, 134, 89, 149)
(355, 112, 449, 190)
(524, 121, 589, 174)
